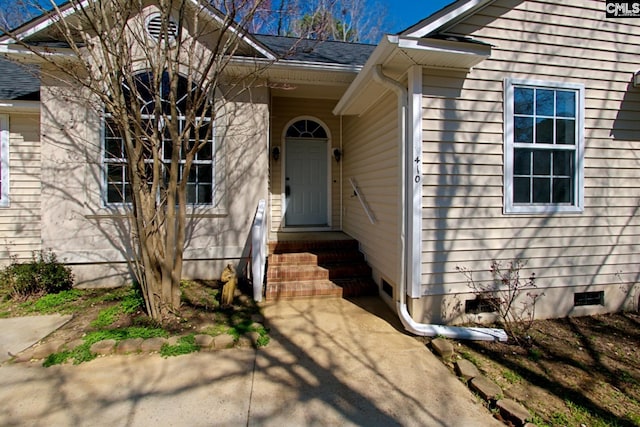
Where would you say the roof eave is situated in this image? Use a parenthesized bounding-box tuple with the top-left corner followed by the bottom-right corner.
(333, 35, 490, 116)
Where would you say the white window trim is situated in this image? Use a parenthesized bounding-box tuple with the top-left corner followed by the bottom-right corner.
(503, 78, 585, 214)
(0, 114, 9, 208)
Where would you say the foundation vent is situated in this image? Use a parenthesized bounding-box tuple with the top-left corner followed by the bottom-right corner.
(574, 291, 604, 307)
(381, 279, 393, 297)
(465, 298, 499, 314)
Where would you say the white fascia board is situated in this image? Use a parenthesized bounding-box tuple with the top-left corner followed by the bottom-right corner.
(8, 0, 91, 42)
(0, 43, 77, 61)
(402, 0, 494, 38)
(397, 36, 491, 58)
(333, 35, 398, 115)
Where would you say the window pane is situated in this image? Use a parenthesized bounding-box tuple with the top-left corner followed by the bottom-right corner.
(514, 149, 531, 175)
(199, 165, 213, 183)
(553, 151, 573, 176)
(514, 87, 533, 115)
(556, 90, 576, 117)
(533, 151, 551, 175)
(198, 184, 212, 204)
(123, 183, 132, 203)
(532, 178, 551, 203)
(198, 141, 213, 161)
(556, 119, 575, 145)
(107, 184, 122, 203)
(186, 183, 196, 203)
(105, 139, 123, 158)
(553, 178, 572, 203)
(514, 177, 530, 203)
(514, 117, 533, 143)
(536, 89, 554, 116)
(535, 118, 553, 143)
(107, 164, 124, 182)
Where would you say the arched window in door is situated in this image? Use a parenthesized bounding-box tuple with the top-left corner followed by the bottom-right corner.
(285, 119, 327, 139)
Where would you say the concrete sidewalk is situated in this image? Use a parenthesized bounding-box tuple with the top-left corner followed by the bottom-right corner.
(0, 297, 501, 426)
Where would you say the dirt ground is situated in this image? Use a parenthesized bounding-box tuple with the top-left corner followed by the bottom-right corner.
(452, 312, 640, 427)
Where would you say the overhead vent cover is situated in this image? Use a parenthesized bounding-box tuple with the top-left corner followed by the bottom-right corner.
(146, 13, 178, 44)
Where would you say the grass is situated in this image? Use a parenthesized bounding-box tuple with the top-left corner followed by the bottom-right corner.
(3, 279, 269, 366)
(160, 335, 199, 357)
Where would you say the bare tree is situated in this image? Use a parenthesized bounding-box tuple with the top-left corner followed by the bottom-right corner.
(286, 0, 386, 43)
(1, 0, 271, 322)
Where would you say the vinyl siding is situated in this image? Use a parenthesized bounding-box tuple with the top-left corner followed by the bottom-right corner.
(417, 0, 640, 320)
(0, 112, 42, 262)
(341, 90, 400, 292)
(269, 97, 342, 232)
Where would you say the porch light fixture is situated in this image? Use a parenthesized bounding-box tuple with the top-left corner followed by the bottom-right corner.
(272, 146, 280, 161)
(635, 71, 640, 88)
(333, 148, 342, 162)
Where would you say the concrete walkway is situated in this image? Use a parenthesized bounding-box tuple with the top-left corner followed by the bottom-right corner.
(0, 297, 502, 426)
(0, 314, 72, 363)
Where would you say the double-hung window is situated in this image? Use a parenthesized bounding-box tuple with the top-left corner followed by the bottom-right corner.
(504, 79, 584, 214)
(103, 72, 214, 206)
(0, 114, 9, 208)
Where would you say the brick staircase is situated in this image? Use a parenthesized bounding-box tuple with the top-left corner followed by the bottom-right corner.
(265, 235, 378, 301)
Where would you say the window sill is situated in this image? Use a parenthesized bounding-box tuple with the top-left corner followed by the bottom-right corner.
(504, 205, 584, 215)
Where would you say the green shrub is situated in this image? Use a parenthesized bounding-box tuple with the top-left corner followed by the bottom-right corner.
(1, 250, 74, 299)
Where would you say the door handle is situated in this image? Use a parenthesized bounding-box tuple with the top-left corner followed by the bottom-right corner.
(285, 185, 290, 197)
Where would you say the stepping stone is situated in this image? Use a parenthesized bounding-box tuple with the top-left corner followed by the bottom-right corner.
(497, 399, 530, 426)
(194, 334, 214, 348)
(141, 337, 168, 352)
(116, 338, 144, 354)
(213, 334, 235, 349)
(30, 340, 65, 359)
(90, 339, 116, 355)
(470, 376, 502, 401)
(431, 338, 454, 359)
(455, 359, 480, 380)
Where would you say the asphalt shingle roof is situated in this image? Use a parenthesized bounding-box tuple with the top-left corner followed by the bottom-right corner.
(0, 35, 374, 100)
(254, 34, 375, 66)
(0, 58, 40, 100)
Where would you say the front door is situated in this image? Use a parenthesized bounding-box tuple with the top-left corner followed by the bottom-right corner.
(285, 138, 328, 226)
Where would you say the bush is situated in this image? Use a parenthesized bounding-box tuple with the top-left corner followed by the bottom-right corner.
(1, 250, 74, 299)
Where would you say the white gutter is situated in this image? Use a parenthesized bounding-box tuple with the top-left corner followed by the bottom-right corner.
(372, 64, 507, 342)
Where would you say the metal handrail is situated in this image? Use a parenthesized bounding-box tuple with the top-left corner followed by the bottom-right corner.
(251, 199, 267, 302)
(349, 178, 376, 224)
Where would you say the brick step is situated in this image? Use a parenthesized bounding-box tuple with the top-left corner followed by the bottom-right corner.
(265, 280, 343, 300)
(269, 250, 365, 267)
(269, 239, 359, 254)
(333, 277, 379, 298)
(326, 263, 372, 280)
(267, 265, 328, 282)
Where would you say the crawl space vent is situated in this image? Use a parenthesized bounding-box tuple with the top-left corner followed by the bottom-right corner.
(574, 291, 604, 307)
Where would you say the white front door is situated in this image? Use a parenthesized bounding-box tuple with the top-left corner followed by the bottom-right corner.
(285, 138, 328, 226)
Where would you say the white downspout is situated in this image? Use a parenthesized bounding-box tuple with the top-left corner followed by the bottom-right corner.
(372, 65, 507, 342)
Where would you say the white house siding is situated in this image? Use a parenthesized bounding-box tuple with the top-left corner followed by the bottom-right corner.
(341, 90, 400, 298)
(269, 97, 342, 233)
(40, 71, 269, 286)
(0, 112, 42, 263)
(413, 0, 640, 323)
